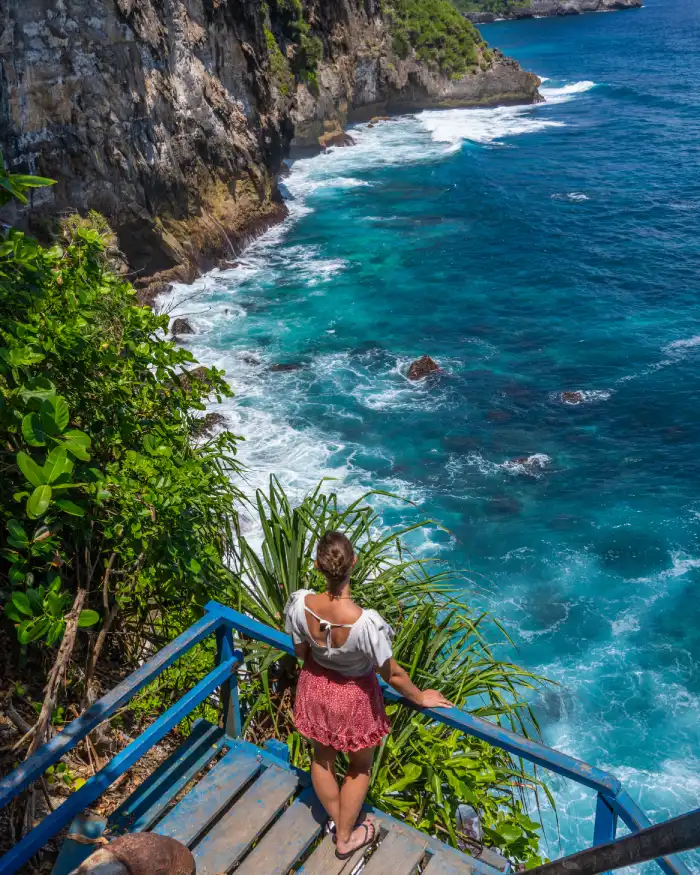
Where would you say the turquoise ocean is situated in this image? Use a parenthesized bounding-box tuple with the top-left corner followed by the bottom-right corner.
(166, 0, 700, 863)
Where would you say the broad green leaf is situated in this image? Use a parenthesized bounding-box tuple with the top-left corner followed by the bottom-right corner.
(11, 592, 32, 617)
(47, 620, 65, 646)
(43, 447, 72, 483)
(78, 609, 100, 628)
(6, 518, 29, 548)
(51, 396, 70, 432)
(4, 602, 22, 623)
(62, 429, 90, 448)
(46, 592, 64, 618)
(63, 440, 91, 461)
(21, 413, 47, 446)
(19, 378, 57, 403)
(27, 484, 52, 519)
(16, 451, 46, 488)
(55, 499, 85, 516)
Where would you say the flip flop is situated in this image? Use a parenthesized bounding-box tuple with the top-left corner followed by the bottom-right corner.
(335, 819, 376, 860)
(330, 816, 371, 844)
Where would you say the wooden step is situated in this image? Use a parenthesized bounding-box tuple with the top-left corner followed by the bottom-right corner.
(235, 786, 326, 875)
(192, 765, 300, 875)
(361, 827, 428, 875)
(423, 851, 476, 875)
(110, 720, 225, 834)
(153, 743, 261, 846)
(297, 832, 372, 875)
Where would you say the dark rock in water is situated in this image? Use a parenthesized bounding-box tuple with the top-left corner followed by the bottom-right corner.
(241, 352, 262, 366)
(269, 362, 303, 372)
(487, 409, 512, 423)
(367, 123, 375, 129)
(370, 115, 391, 123)
(407, 355, 440, 380)
(177, 366, 213, 392)
(76, 833, 194, 875)
(171, 317, 194, 336)
(278, 182, 294, 201)
(191, 412, 227, 438)
(562, 391, 585, 404)
(321, 131, 356, 150)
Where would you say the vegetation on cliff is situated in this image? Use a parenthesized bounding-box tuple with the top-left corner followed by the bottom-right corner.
(0, 166, 549, 867)
(451, 0, 531, 15)
(386, 0, 485, 76)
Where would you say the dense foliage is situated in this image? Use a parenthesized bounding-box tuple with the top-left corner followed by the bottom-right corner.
(265, 0, 324, 89)
(0, 166, 242, 757)
(386, 0, 484, 76)
(451, 0, 531, 15)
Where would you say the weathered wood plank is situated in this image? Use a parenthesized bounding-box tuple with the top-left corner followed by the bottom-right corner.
(153, 744, 261, 846)
(360, 828, 427, 875)
(109, 720, 225, 833)
(297, 832, 370, 875)
(423, 851, 475, 875)
(235, 786, 326, 875)
(192, 766, 300, 875)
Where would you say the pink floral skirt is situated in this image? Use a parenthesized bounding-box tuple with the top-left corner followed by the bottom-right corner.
(294, 657, 391, 752)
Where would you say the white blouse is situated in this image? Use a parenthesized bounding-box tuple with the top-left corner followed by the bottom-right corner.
(284, 589, 394, 677)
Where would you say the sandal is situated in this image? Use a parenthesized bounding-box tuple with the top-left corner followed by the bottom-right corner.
(335, 819, 376, 860)
(330, 816, 371, 844)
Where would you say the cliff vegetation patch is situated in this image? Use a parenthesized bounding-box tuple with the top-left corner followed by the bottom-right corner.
(386, 0, 485, 76)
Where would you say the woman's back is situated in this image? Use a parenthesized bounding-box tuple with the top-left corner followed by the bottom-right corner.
(303, 591, 363, 649)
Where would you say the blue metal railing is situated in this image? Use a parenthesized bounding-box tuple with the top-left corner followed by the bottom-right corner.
(0, 600, 692, 875)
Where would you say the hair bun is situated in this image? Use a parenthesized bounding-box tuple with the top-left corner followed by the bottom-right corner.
(317, 531, 355, 590)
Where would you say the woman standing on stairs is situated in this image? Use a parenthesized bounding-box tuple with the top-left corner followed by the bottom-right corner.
(284, 531, 452, 861)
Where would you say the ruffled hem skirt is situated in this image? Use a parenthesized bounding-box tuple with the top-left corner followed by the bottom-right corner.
(294, 656, 391, 752)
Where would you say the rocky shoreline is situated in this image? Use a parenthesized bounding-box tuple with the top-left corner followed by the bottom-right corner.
(0, 0, 539, 299)
(464, 0, 642, 24)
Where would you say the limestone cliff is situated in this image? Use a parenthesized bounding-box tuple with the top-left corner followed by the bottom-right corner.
(0, 0, 540, 287)
(464, 0, 641, 24)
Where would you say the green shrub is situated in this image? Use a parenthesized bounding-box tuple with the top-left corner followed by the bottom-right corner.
(265, 26, 295, 97)
(0, 163, 242, 751)
(386, 0, 485, 76)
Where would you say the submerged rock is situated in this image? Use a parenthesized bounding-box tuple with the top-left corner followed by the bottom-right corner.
(191, 412, 227, 438)
(561, 391, 585, 404)
(407, 355, 440, 380)
(320, 131, 356, 150)
(171, 317, 194, 336)
(269, 362, 303, 372)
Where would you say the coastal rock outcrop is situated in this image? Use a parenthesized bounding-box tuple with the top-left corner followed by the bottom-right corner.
(408, 356, 441, 380)
(172, 318, 195, 336)
(0, 0, 540, 283)
(464, 0, 642, 23)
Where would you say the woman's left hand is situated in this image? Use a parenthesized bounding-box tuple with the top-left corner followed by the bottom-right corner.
(418, 689, 453, 709)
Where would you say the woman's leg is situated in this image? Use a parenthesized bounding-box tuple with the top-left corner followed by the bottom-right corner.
(310, 741, 341, 824)
(336, 746, 376, 854)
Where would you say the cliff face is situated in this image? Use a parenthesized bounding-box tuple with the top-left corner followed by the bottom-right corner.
(465, 0, 641, 24)
(0, 0, 540, 285)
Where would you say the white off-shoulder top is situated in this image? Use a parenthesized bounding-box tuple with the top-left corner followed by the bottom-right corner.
(284, 589, 394, 677)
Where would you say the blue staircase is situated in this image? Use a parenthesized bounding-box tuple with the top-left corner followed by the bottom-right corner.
(0, 601, 693, 875)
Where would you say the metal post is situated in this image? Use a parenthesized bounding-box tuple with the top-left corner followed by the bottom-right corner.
(215, 624, 241, 738)
(593, 793, 618, 875)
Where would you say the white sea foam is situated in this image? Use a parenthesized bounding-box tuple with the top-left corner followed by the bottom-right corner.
(540, 80, 597, 105)
(552, 191, 590, 203)
(418, 104, 565, 145)
(665, 334, 700, 352)
(500, 453, 552, 476)
(552, 389, 612, 404)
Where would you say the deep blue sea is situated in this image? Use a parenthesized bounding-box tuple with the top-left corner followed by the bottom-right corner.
(167, 0, 700, 864)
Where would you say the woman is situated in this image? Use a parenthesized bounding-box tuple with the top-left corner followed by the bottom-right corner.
(284, 531, 451, 860)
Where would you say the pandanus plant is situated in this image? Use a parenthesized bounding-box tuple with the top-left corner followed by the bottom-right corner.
(226, 476, 554, 866)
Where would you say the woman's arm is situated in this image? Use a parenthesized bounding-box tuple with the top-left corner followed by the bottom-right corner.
(294, 642, 310, 662)
(377, 658, 452, 709)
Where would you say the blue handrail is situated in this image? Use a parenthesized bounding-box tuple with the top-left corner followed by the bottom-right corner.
(204, 601, 691, 875)
(0, 600, 692, 875)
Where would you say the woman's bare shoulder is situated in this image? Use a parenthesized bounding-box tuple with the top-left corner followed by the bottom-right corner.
(305, 592, 363, 623)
